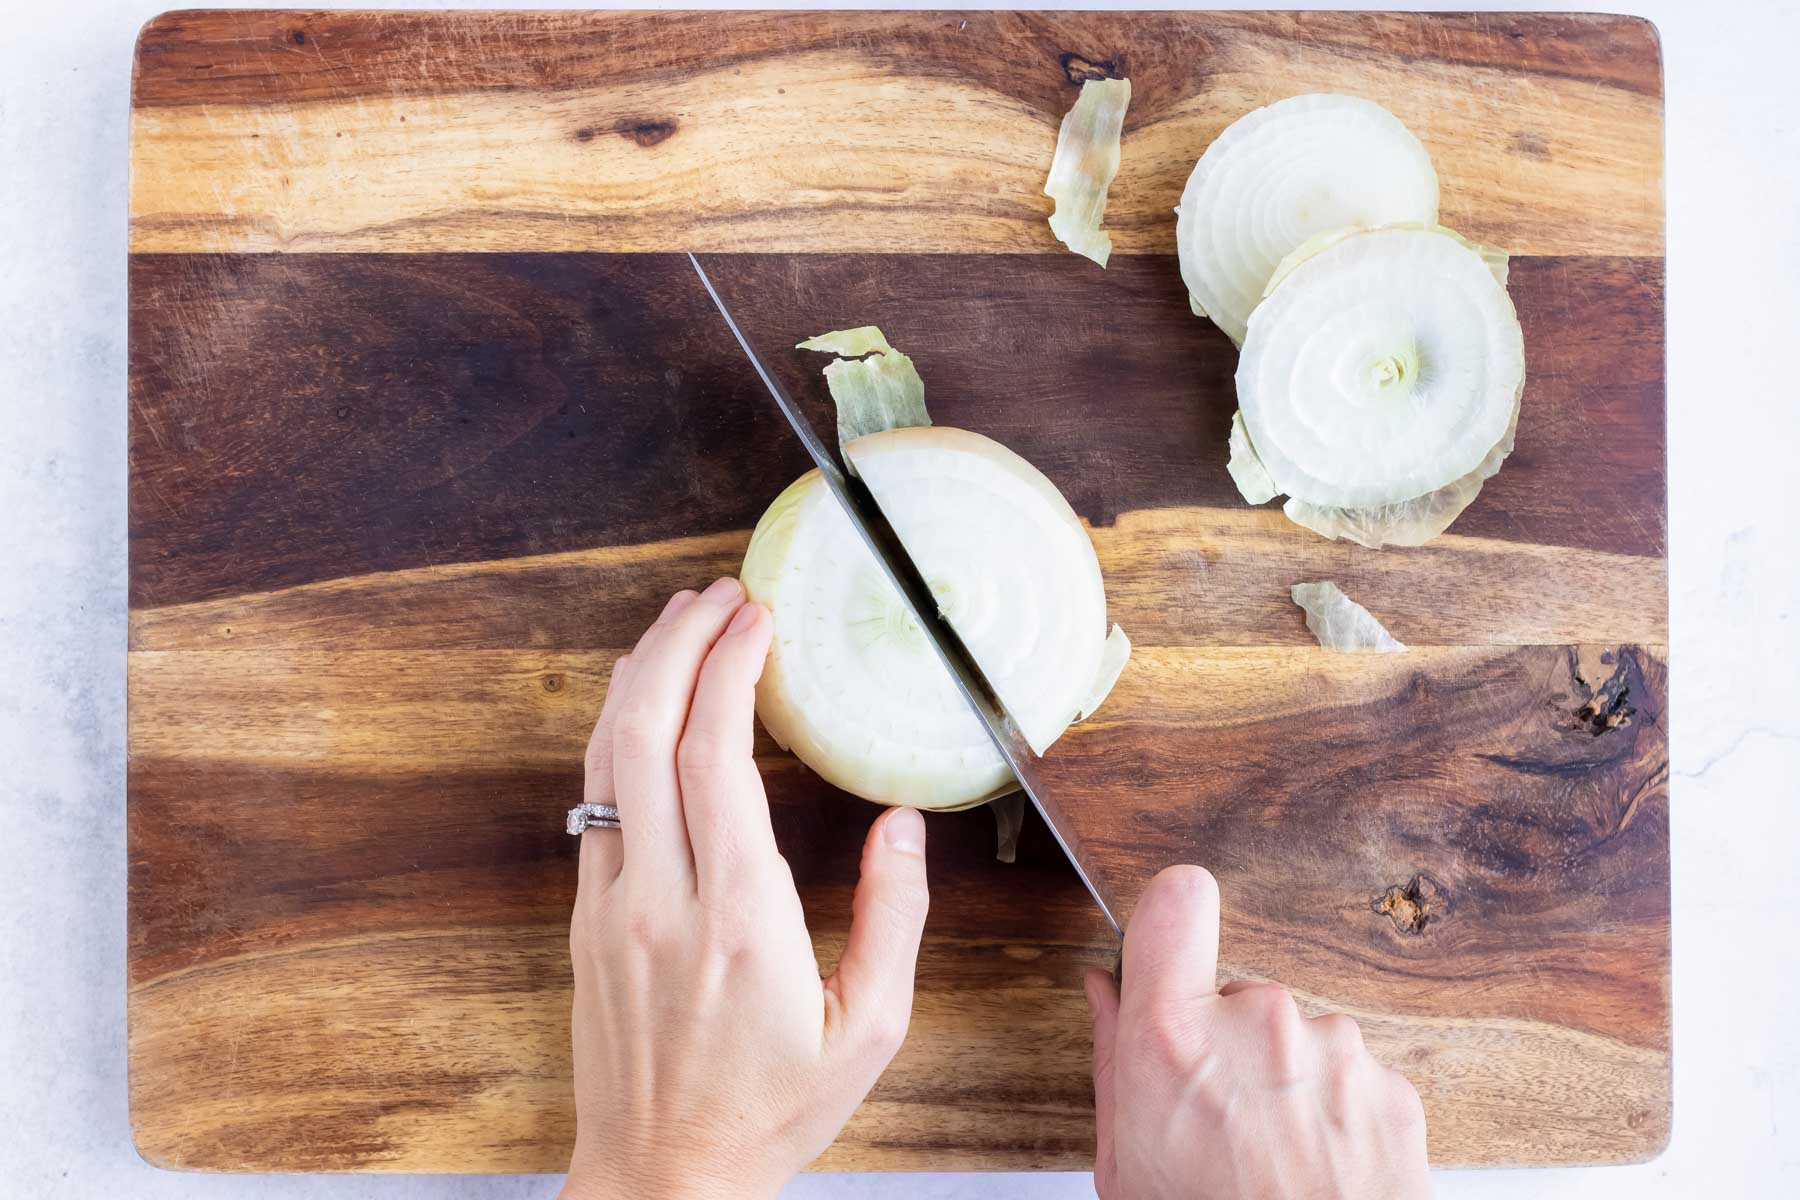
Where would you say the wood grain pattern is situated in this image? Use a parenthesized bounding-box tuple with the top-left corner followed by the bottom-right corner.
(128, 9, 1669, 1174)
(127, 508, 1668, 654)
(128, 252, 1665, 610)
(128, 643, 1668, 1170)
(128, 10, 1663, 255)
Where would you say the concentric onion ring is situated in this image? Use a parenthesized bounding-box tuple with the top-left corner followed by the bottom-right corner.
(1235, 225, 1525, 510)
(1176, 94, 1440, 346)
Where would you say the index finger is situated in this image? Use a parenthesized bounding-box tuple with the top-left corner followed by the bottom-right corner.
(1120, 865, 1221, 1018)
(677, 601, 779, 894)
(611, 578, 745, 892)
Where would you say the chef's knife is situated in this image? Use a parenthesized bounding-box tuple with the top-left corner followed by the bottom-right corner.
(688, 253, 1123, 939)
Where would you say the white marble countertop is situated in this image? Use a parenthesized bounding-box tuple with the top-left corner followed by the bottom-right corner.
(3, 0, 1796, 1195)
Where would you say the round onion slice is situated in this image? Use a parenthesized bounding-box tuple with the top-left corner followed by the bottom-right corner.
(741, 427, 1109, 810)
(1236, 225, 1525, 509)
(1176, 94, 1440, 346)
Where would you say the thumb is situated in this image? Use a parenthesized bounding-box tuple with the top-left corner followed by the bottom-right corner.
(1121, 864, 1220, 1022)
(826, 806, 930, 1060)
(1085, 968, 1121, 1196)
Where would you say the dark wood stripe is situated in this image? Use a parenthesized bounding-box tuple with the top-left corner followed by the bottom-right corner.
(127, 758, 1108, 986)
(128, 252, 1665, 610)
(132, 10, 1663, 111)
(1046, 643, 1670, 1048)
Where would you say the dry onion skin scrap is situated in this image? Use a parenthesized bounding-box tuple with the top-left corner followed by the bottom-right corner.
(1044, 77, 1132, 267)
(794, 326, 929, 455)
(741, 329, 1131, 818)
(1290, 582, 1407, 653)
(1229, 225, 1526, 547)
(1176, 93, 1440, 346)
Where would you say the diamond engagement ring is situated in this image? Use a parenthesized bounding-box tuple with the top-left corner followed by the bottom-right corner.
(566, 803, 622, 835)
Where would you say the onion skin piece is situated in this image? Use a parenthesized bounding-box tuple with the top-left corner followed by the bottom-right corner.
(798, 326, 929, 458)
(1044, 77, 1131, 267)
(1283, 402, 1520, 548)
(797, 326, 894, 357)
(990, 793, 1026, 863)
(1077, 624, 1131, 721)
(1291, 582, 1407, 652)
(1227, 410, 1278, 505)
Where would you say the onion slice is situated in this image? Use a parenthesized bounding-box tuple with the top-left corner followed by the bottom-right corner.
(1236, 225, 1525, 511)
(1044, 77, 1132, 267)
(1291, 582, 1407, 652)
(1176, 94, 1439, 346)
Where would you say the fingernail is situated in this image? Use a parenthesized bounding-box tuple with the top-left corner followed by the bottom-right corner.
(883, 806, 925, 855)
(702, 576, 744, 606)
(662, 591, 699, 621)
(727, 601, 762, 634)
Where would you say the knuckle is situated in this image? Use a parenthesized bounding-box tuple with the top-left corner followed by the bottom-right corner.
(1236, 985, 1304, 1074)
(864, 1009, 913, 1058)
(861, 884, 929, 942)
(1140, 1002, 1197, 1069)
(698, 896, 753, 949)
(611, 708, 663, 762)
(1384, 1068, 1427, 1119)
(1238, 983, 1300, 1029)
(1315, 1013, 1366, 1055)
(620, 905, 661, 953)
(675, 728, 732, 777)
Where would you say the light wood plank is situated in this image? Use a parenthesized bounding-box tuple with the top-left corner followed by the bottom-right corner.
(129, 12, 1662, 255)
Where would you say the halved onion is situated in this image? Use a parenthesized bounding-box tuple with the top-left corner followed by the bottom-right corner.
(1233, 225, 1525, 525)
(1176, 94, 1439, 346)
(742, 426, 1119, 810)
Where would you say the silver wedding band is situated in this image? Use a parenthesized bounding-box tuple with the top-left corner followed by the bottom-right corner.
(566, 802, 622, 835)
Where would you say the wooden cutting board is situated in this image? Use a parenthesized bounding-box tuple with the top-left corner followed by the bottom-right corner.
(127, 9, 1668, 1173)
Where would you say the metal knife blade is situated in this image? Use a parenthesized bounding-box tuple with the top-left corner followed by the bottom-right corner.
(688, 253, 1122, 939)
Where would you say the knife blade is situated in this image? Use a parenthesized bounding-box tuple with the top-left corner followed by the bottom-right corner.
(688, 253, 1123, 939)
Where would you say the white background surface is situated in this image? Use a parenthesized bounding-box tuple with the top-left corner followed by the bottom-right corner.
(3, 0, 1796, 1195)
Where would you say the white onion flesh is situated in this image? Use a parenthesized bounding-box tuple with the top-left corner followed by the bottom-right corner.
(1176, 94, 1439, 346)
(743, 427, 1114, 810)
(1236, 225, 1525, 510)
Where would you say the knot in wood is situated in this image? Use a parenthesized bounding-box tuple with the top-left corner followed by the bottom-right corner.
(1374, 873, 1447, 936)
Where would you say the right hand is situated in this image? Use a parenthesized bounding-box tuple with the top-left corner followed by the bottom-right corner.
(1085, 866, 1430, 1199)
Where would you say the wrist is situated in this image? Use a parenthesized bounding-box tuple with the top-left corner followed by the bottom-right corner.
(562, 1153, 782, 1200)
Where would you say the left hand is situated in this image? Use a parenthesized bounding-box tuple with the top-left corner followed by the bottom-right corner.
(561, 578, 932, 1200)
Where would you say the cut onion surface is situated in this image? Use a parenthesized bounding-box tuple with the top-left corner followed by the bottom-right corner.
(1232, 225, 1525, 529)
(1176, 94, 1439, 346)
(742, 425, 1121, 811)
